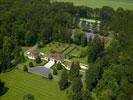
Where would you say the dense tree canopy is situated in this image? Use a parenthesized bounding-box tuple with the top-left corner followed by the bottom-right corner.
(0, 0, 133, 99)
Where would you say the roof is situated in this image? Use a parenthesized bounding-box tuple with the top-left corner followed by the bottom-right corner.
(44, 61, 55, 68)
(80, 18, 101, 24)
(28, 49, 39, 57)
(47, 52, 64, 62)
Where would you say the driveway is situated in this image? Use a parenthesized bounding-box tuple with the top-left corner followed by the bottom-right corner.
(28, 67, 52, 78)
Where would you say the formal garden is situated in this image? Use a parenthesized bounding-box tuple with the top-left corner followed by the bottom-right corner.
(20, 41, 88, 77)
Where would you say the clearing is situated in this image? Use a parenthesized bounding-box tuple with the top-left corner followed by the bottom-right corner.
(52, 0, 133, 10)
(0, 69, 67, 100)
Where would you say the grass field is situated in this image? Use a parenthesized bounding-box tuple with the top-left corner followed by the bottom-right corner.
(53, 0, 133, 10)
(0, 69, 67, 100)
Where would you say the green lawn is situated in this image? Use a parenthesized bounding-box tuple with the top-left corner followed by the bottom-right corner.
(51, 64, 65, 77)
(67, 46, 88, 64)
(17, 58, 47, 70)
(37, 42, 70, 55)
(52, 0, 133, 10)
(0, 69, 67, 100)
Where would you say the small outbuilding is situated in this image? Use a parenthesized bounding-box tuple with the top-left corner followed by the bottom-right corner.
(27, 49, 39, 60)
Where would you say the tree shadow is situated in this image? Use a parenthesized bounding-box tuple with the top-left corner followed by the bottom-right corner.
(0, 87, 9, 96)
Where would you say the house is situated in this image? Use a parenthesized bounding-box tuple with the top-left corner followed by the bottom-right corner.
(79, 18, 101, 32)
(45, 52, 64, 63)
(27, 49, 39, 60)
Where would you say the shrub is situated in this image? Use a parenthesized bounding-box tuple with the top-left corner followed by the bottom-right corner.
(29, 62, 34, 67)
(23, 94, 34, 100)
(35, 56, 42, 64)
(23, 65, 28, 72)
(53, 69, 58, 75)
(48, 73, 53, 80)
(56, 63, 63, 70)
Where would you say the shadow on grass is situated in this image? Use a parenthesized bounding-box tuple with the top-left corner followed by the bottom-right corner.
(0, 87, 9, 96)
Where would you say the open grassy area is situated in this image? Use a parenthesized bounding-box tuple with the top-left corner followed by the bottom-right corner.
(67, 46, 88, 64)
(37, 42, 70, 55)
(0, 69, 67, 100)
(51, 64, 65, 77)
(17, 58, 47, 70)
(53, 0, 133, 10)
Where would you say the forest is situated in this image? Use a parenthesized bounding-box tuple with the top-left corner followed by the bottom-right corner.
(0, 0, 133, 100)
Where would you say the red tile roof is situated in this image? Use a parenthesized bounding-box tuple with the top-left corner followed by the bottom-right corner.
(29, 49, 39, 57)
(47, 52, 64, 62)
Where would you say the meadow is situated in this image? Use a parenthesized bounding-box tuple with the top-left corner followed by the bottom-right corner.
(0, 69, 67, 100)
(53, 0, 133, 10)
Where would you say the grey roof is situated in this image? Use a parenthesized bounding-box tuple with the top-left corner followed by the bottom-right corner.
(85, 32, 111, 41)
(28, 67, 52, 78)
(85, 32, 95, 41)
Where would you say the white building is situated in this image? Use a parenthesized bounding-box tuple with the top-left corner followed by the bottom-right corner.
(27, 50, 39, 60)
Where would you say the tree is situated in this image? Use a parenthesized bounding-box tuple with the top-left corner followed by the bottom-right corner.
(99, 89, 113, 100)
(82, 90, 92, 100)
(81, 34, 88, 47)
(53, 68, 58, 75)
(29, 62, 34, 68)
(1, 37, 12, 71)
(56, 62, 63, 70)
(116, 92, 127, 100)
(73, 29, 84, 45)
(85, 63, 100, 90)
(23, 94, 35, 100)
(35, 56, 42, 64)
(48, 73, 53, 80)
(69, 77, 83, 100)
(0, 80, 5, 94)
(69, 61, 80, 80)
(88, 35, 104, 63)
(23, 65, 28, 72)
(59, 69, 69, 90)
(14, 46, 25, 64)
(71, 77, 83, 93)
(25, 31, 37, 46)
